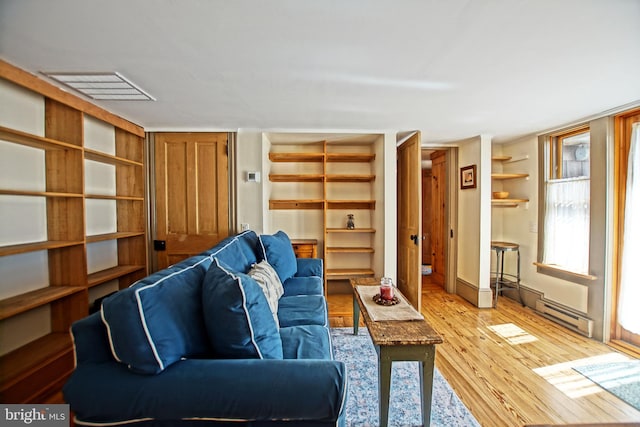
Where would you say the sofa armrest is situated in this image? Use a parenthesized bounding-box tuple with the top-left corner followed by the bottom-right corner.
(295, 258, 323, 278)
(70, 312, 114, 364)
(65, 359, 347, 425)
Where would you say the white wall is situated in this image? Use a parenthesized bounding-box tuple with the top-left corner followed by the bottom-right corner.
(495, 136, 588, 311)
(456, 135, 492, 306)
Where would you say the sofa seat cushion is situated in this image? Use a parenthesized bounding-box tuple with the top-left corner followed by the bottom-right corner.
(101, 256, 213, 375)
(280, 325, 333, 360)
(202, 259, 283, 359)
(64, 358, 347, 426)
(282, 276, 323, 297)
(278, 295, 328, 328)
(258, 230, 297, 282)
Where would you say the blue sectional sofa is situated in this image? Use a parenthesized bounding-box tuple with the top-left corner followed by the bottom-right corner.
(63, 230, 347, 426)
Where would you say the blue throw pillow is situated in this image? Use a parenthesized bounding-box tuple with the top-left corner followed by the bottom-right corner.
(258, 230, 297, 282)
(101, 256, 212, 374)
(202, 258, 283, 359)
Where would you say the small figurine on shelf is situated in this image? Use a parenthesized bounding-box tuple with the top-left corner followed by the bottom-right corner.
(346, 214, 355, 230)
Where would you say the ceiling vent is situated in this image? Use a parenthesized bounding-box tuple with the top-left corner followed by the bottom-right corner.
(42, 72, 155, 101)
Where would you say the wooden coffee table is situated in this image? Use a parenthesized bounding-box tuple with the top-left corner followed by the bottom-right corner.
(350, 277, 443, 427)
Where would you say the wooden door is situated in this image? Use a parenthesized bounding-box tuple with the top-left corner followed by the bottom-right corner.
(430, 150, 447, 287)
(397, 132, 422, 309)
(154, 132, 229, 269)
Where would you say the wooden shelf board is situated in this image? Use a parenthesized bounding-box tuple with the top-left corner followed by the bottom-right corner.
(0, 332, 72, 387)
(326, 174, 375, 182)
(326, 247, 374, 253)
(86, 231, 144, 243)
(0, 240, 84, 256)
(88, 265, 146, 288)
(492, 156, 512, 161)
(85, 194, 144, 201)
(84, 148, 143, 167)
(0, 126, 81, 151)
(0, 189, 83, 198)
(326, 228, 376, 233)
(0, 286, 85, 320)
(269, 199, 324, 210)
(269, 152, 324, 162)
(492, 198, 529, 203)
(326, 153, 375, 162)
(491, 173, 529, 180)
(269, 174, 323, 182)
(326, 268, 375, 278)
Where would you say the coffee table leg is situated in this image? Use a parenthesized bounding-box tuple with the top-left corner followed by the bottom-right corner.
(376, 346, 392, 427)
(419, 345, 436, 427)
(352, 290, 360, 335)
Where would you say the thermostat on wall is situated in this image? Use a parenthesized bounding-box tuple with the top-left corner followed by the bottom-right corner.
(246, 171, 261, 182)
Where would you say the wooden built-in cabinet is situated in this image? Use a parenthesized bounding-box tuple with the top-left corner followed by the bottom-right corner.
(268, 140, 378, 288)
(0, 61, 147, 402)
(491, 155, 529, 207)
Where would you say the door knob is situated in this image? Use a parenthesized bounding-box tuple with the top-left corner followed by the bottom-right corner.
(410, 234, 418, 245)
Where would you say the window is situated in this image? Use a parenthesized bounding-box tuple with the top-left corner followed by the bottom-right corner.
(541, 127, 591, 276)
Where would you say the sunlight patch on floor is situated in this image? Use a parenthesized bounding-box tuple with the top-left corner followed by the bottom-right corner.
(488, 323, 538, 345)
(533, 352, 631, 398)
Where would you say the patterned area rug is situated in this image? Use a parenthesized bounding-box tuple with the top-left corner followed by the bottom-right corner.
(573, 361, 640, 411)
(331, 328, 480, 427)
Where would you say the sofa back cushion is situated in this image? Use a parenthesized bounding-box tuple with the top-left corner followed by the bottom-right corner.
(258, 230, 297, 282)
(101, 256, 212, 374)
(202, 258, 283, 359)
(201, 230, 261, 273)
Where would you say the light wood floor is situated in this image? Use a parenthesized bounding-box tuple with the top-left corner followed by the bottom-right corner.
(328, 281, 640, 427)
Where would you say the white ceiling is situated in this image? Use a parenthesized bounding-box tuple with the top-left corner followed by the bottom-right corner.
(1, 0, 639, 144)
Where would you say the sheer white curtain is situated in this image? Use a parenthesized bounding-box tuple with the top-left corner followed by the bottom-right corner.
(618, 122, 640, 334)
(543, 177, 590, 274)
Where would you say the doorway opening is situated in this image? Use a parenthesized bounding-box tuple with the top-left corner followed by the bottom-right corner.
(421, 148, 454, 294)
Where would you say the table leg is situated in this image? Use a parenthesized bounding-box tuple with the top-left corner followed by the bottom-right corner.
(419, 346, 436, 427)
(376, 346, 392, 427)
(352, 289, 360, 335)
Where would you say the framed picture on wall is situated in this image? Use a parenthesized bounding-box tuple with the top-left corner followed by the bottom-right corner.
(460, 165, 476, 189)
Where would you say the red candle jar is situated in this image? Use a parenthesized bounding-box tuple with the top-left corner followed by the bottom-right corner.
(380, 277, 394, 301)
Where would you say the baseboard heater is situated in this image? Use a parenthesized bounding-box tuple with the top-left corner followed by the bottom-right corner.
(535, 300, 594, 338)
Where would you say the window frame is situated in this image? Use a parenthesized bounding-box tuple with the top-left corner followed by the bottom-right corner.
(536, 125, 597, 285)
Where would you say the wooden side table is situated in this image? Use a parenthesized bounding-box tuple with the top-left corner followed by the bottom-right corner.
(350, 277, 443, 427)
(291, 239, 318, 258)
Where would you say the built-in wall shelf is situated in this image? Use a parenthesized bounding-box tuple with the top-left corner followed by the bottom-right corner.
(269, 174, 324, 182)
(0, 126, 82, 151)
(0, 240, 84, 257)
(491, 155, 511, 161)
(0, 190, 84, 198)
(1, 60, 148, 402)
(326, 247, 375, 253)
(326, 228, 376, 233)
(269, 199, 325, 210)
(269, 152, 324, 162)
(326, 174, 375, 182)
(0, 286, 85, 320)
(269, 139, 379, 291)
(87, 265, 147, 288)
(491, 173, 529, 180)
(84, 148, 143, 167)
(86, 231, 145, 243)
(326, 268, 375, 279)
